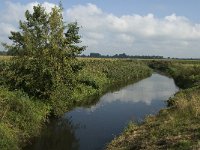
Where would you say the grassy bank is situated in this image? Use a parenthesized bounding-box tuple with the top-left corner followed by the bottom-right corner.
(0, 57, 152, 150)
(0, 87, 50, 150)
(107, 60, 200, 150)
(73, 58, 152, 105)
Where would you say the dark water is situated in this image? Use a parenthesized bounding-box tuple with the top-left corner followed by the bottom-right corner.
(25, 73, 179, 150)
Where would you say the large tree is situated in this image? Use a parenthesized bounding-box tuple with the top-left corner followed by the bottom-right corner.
(3, 4, 85, 115)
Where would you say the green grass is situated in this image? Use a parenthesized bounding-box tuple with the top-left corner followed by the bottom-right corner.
(0, 87, 50, 150)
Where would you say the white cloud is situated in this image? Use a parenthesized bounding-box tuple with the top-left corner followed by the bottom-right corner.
(0, 23, 16, 36)
(0, 1, 56, 50)
(0, 1, 56, 24)
(1, 2, 200, 57)
(65, 3, 200, 57)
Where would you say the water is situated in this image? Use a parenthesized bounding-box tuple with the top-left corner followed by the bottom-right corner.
(25, 73, 179, 150)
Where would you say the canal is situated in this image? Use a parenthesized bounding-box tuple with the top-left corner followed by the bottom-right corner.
(25, 73, 179, 150)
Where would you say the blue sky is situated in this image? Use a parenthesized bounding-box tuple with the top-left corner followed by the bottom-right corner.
(3, 0, 200, 22)
(1, 0, 200, 58)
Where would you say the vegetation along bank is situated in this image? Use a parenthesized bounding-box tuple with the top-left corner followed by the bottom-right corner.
(0, 57, 151, 150)
(107, 60, 200, 150)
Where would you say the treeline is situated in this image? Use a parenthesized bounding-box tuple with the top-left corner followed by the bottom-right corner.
(0, 50, 164, 59)
(0, 50, 19, 56)
(0, 50, 20, 56)
(80, 52, 164, 59)
(79, 53, 200, 60)
(0, 51, 7, 55)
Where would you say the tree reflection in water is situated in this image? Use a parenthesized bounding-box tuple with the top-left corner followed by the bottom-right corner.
(25, 116, 80, 150)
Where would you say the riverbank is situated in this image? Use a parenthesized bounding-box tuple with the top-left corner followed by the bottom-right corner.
(72, 59, 152, 106)
(107, 60, 200, 149)
(0, 58, 152, 150)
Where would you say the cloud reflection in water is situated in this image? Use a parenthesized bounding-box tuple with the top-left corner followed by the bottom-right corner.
(88, 73, 179, 112)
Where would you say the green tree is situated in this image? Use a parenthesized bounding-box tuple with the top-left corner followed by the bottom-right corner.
(2, 4, 85, 115)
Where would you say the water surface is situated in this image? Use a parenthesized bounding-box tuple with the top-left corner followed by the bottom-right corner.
(26, 73, 179, 150)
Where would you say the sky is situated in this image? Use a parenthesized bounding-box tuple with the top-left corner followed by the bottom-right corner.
(1, 0, 200, 58)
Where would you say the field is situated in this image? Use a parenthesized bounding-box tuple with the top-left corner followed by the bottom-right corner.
(107, 59, 200, 150)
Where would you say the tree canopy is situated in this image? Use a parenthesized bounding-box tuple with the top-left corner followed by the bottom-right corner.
(2, 4, 85, 115)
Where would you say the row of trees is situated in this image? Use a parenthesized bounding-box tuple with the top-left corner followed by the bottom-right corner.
(0, 51, 7, 55)
(82, 53, 164, 59)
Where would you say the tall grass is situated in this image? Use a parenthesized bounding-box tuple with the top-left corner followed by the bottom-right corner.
(72, 59, 152, 104)
(0, 87, 50, 150)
